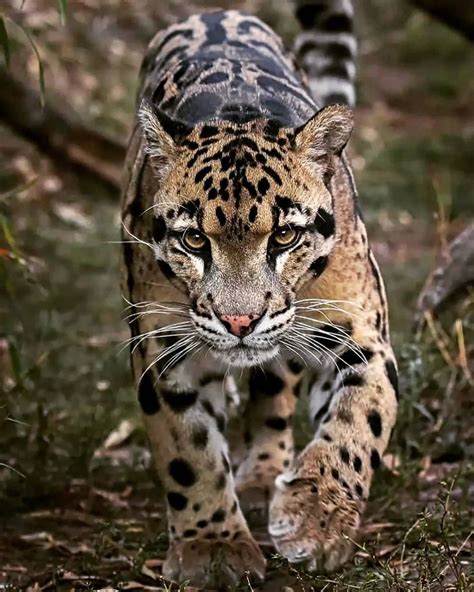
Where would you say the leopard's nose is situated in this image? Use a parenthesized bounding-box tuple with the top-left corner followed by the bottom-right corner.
(218, 313, 261, 337)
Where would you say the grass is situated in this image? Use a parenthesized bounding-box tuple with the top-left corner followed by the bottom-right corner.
(1, 0, 473, 590)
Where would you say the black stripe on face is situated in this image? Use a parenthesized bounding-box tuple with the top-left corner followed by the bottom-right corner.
(153, 215, 167, 243)
(309, 255, 328, 276)
(314, 208, 335, 238)
(158, 260, 176, 280)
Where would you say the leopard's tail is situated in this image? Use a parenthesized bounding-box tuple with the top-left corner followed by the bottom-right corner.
(293, 0, 357, 107)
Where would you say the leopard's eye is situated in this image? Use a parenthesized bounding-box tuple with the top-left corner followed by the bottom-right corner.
(272, 226, 299, 248)
(181, 228, 208, 252)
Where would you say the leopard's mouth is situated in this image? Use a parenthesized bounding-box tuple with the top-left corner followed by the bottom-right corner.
(210, 341, 280, 368)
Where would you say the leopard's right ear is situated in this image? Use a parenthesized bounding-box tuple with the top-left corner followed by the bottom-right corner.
(138, 101, 192, 171)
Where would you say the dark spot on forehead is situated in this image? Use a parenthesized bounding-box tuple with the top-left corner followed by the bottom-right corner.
(258, 177, 270, 195)
(248, 205, 258, 223)
(215, 206, 226, 226)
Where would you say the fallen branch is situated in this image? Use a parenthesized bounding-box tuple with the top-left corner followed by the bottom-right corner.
(0, 66, 126, 191)
(415, 222, 474, 327)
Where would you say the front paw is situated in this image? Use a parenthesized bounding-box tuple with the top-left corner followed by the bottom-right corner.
(163, 534, 266, 588)
(269, 467, 363, 572)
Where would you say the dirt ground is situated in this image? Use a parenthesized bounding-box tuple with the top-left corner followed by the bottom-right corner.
(0, 1, 473, 590)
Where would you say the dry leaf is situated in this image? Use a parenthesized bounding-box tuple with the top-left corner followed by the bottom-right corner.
(103, 419, 137, 449)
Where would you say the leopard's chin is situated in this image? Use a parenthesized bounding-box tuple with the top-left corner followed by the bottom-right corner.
(210, 343, 279, 368)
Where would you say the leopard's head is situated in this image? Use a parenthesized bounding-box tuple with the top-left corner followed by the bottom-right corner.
(139, 102, 353, 367)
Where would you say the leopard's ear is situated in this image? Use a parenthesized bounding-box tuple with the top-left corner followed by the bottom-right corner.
(138, 101, 192, 172)
(294, 104, 353, 161)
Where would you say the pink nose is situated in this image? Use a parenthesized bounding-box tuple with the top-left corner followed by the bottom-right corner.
(219, 314, 261, 337)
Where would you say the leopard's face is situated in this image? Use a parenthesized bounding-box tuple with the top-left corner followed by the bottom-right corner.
(140, 103, 353, 366)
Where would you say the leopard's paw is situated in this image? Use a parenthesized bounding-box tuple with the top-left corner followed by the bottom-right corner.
(269, 470, 362, 572)
(162, 534, 266, 588)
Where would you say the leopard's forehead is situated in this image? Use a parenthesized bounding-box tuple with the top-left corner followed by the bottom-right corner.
(161, 120, 323, 239)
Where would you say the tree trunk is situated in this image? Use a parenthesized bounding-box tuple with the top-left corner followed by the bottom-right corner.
(0, 66, 126, 191)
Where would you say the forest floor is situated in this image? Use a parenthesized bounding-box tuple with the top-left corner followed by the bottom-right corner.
(0, 1, 473, 590)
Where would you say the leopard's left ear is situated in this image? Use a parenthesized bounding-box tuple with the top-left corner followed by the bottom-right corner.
(294, 104, 353, 161)
(138, 101, 192, 175)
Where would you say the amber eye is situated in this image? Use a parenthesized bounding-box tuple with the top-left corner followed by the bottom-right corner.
(181, 228, 208, 252)
(272, 226, 299, 248)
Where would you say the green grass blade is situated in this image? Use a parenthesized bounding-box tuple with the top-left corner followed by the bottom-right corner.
(0, 16, 10, 67)
(58, 0, 68, 25)
(19, 23, 46, 107)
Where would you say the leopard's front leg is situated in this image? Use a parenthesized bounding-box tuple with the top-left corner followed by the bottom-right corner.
(269, 342, 399, 571)
(133, 350, 266, 587)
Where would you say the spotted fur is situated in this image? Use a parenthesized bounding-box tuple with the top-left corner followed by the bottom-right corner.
(121, 7, 398, 588)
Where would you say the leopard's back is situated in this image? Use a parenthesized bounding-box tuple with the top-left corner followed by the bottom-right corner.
(139, 11, 316, 129)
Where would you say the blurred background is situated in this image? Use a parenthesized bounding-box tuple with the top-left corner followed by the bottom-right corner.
(0, 1, 472, 590)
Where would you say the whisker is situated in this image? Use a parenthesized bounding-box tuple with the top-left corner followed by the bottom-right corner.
(125, 308, 190, 322)
(283, 333, 323, 366)
(122, 296, 187, 312)
(131, 332, 194, 355)
(158, 340, 201, 377)
(287, 330, 347, 388)
(288, 328, 356, 382)
(280, 339, 309, 368)
(295, 297, 363, 309)
(118, 325, 194, 356)
(294, 320, 367, 363)
(121, 221, 155, 251)
(138, 336, 195, 386)
(120, 322, 192, 345)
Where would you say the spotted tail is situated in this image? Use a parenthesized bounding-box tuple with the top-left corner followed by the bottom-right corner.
(293, 0, 357, 107)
